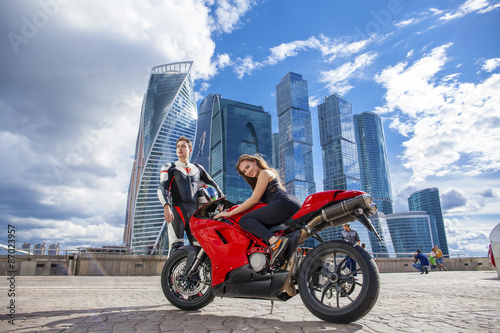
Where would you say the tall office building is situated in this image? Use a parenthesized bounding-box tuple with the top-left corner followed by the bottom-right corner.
(48, 243, 61, 255)
(369, 212, 396, 257)
(408, 188, 449, 255)
(124, 62, 197, 251)
(209, 95, 272, 204)
(354, 112, 394, 215)
(318, 93, 360, 191)
(192, 93, 217, 171)
(272, 133, 280, 169)
(386, 211, 440, 257)
(34, 243, 46, 255)
(276, 72, 316, 202)
(317, 93, 361, 243)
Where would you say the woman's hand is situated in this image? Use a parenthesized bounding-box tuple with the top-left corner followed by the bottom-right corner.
(214, 211, 232, 220)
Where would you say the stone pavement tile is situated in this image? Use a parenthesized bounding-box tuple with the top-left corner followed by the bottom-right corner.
(88, 321, 115, 332)
(134, 320, 162, 332)
(159, 321, 184, 332)
(3, 272, 499, 332)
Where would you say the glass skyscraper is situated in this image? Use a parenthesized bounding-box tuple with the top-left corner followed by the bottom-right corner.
(192, 93, 217, 171)
(354, 112, 394, 215)
(316, 93, 362, 243)
(368, 212, 396, 257)
(318, 93, 360, 191)
(386, 211, 440, 257)
(123, 62, 197, 251)
(276, 72, 316, 202)
(209, 95, 272, 204)
(408, 188, 449, 256)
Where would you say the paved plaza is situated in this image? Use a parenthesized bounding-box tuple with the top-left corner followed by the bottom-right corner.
(1, 270, 499, 332)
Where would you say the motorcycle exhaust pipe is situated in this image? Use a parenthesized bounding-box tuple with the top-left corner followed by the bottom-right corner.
(298, 194, 377, 245)
(321, 194, 375, 222)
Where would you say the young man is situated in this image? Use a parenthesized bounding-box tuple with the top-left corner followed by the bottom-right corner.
(341, 223, 361, 245)
(413, 249, 430, 274)
(157, 136, 223, 254)
(341, 223, 361, 275)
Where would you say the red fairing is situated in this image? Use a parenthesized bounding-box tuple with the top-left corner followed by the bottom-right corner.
(190, 203, 268, 287)
(292, 190, 367, 219)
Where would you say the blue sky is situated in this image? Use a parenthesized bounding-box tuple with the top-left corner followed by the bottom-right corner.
(1, 0, 499, 256)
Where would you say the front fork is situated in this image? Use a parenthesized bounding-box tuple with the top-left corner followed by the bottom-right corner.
(183, 246, 206, 277)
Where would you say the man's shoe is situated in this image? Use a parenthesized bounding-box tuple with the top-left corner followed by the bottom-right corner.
(420, 270, 424, 274)
(425, 269, 429, 274)
(269, 237, 289, 266)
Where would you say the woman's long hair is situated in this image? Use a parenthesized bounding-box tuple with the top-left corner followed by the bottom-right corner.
(236, 154, 285, 191)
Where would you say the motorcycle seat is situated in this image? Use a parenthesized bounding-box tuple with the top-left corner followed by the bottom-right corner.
(268, 216, 299, 233)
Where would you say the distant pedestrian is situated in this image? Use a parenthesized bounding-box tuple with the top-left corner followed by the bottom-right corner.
(341, 223, 360, 245)
(434, 245, 448, 271)
(342, 223, 360, 275)
(413, 249, 430, 274)
(429, 248, 437, 271)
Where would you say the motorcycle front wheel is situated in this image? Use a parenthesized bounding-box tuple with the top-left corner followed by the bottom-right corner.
(161, 249, 214, 310)
(298, 240, 380, 323)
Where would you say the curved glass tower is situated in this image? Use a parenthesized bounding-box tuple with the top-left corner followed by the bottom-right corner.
(354, 112, 394, 215)
(124, 62, 197, 251)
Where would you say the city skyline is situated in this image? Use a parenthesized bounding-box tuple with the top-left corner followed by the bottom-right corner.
(1, 1, 499, 257)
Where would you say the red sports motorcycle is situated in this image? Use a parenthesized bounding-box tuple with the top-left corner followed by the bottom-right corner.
(161, 190, 381, 323)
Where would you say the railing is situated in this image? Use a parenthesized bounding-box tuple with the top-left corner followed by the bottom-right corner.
(0, 247, 469, 259)
(370, 252, 468, 259)
(0, 248, 170, 256)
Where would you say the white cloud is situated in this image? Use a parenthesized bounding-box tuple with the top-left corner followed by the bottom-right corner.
(440, 0, 499, 21)
(319, 51, 377, 95)
(210, 0, 255, 34)
(16, 218, 124, 248)
(232, 34, 377, 78)
(445, 217, 491, 257)
(234, 56, 263, 79)
(482, 57, 500, 72)
(309, 95, 322, 108)
(61, 0, 255, 81)
(375, 43, 500, 184)
(395, 18, 418, 27)
(266, 37, 321, 65)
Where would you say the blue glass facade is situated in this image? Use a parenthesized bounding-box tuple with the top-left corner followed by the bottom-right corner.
(318, 93, 360, 191)
(316, 94, 361, 243)
(192, 93, 216, 171)
(369, 212, 396, 257)
(386, 211, 439, 257)
(124, 62, 197, 251)
(408, 188, 449, 256)
(210, 95, 272, 204)
(276, 72, 316, 202)
(272, 133, 280, 169)
(354, 112, 394, 215)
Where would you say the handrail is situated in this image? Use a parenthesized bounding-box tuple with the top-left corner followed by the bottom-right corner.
(370, 252, 468, 259)
(0, 248, 469, 258)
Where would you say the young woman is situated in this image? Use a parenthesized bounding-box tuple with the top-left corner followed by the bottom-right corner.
(213, 154, 301, 265)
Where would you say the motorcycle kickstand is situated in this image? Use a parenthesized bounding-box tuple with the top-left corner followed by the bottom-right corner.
(270, 300, 274, 314)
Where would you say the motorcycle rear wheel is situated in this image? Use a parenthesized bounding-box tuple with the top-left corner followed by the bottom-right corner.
(298, 240, 380, 323)
(161, 249, 214, 310)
